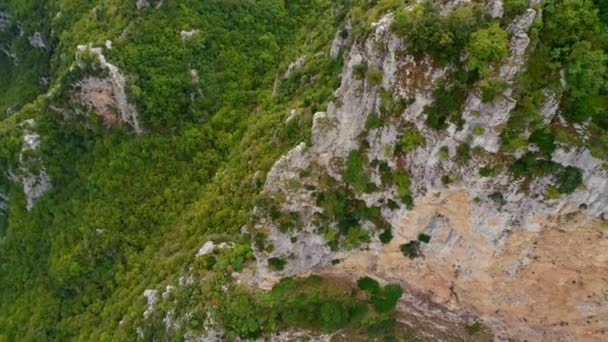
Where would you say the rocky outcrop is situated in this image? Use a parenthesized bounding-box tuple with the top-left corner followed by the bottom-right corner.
(143, 289, 158, 319)
(180, 29, 200, 41)
(0, 11, 11, 32)
(19, 120, 51, 210)
(76, 45, 144, 134)
(329, 21, 352, 59)
(28, 32, 47, 50)
(136, 0, 163, 10)
(283, 56, 306, 79)
(251, 4, 608, 341)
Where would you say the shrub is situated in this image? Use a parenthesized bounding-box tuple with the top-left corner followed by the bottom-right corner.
(365, 112, 381, 130)
(480, 79, 505, 102)
(372, 284, 403, 313)
(393, 171, 413, 209)
(398, 128, 425, 152)
(456, 143, 471, 163)
(467, 22, 509, 77)
(417, 233, 431, 243)
(504, 0, 529, 19)
(379, 90, 408, 117)
(358, 276, 381, 294)
(343, 150, 374, 194)
(268, 257, 287, 271)
(489, 192, 507, 207)
(437, 146, 450, 160)
(379, 229, 393, 244)
(556, 166, 583, 194)
(465, 322, 482, 335)
(367, 68, 384, 86)
(400, 241, 421, 258)
(529, 127, 556, 155)
(426, 79, 468, 129)
(472, 125, 485, 136)
(353, 62, 368, 79)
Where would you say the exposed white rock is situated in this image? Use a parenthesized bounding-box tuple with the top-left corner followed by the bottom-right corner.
(143, 289, 158, 319)
(180, 29, 200, 40)
(552, 148, 608, 217)
(283, 56, 306, 79)
(499, 9, 537, 81)
(251, 7, 608, 341)
(330, 20, 352, 59)
(1, 46, 17, 63)
(76, 44, 144, 134)
(28, 32, 47, 49)
(189, 69, 199, 84)
(196, 240, 233, 256)
(136, 0, 147, 10)
(540, 89, 560, 124)
(487, 0, 504, 19)
(19, 120, 51, 210)
(0, 11, 10, 32)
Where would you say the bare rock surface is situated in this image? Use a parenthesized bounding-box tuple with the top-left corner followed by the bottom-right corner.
(250, 6, 608, 340)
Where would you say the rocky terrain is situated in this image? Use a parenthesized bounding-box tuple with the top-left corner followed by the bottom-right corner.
(1, 0, 607, 341)
(251, 2, 608, 340)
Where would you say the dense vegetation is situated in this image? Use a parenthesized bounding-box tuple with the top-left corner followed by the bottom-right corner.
(1, 0, 607, 340)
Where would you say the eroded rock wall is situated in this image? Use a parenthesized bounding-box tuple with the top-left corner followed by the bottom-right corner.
(251, 3, 608, 340)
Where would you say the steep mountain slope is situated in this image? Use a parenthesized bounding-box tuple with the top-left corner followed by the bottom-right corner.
(0, 0, 607, 341)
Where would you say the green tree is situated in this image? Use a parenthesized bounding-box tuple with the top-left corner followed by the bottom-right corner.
(467, 22, 509, 76)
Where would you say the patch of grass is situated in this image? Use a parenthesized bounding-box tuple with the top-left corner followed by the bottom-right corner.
(397, 127, 425, 153)
(472, 125, 485, 136)
(465, 322, 482, 335)
(367, 68, 384, 86)
(365, 112, 381, 130)
(437, 146, 450, 160)
(456, 143, 471, 164)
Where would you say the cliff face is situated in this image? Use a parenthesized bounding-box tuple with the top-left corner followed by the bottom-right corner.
(252, 3, 608, 340)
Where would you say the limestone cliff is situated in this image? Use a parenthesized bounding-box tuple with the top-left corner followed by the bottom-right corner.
(252, 3, 608, 341)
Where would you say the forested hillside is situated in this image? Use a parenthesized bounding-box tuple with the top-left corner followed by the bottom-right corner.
(1, 0, 607, 341)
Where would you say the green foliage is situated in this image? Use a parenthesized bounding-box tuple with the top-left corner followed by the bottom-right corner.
(379, 229, 393, 244)
(357, 277, 403, 313)
(529, 127, 556, 154)
(393, 3, 487, 64)
(437, 146, 450, 160)
(400, 241, 421, 258)
(268, 257, 287, 271)
(353, 62, 368, 79)
(397, 127, 425, 153)
(556, 166, 583, 194)
(343, 150, 375, 194)
(358, 276, 381, 294)
(379, 90, 409, 117)
(367, 68, 384, 86)
(472, 125, 486, 136)
(365, 112, 381, 130)
(465, 322, 482, 335)
(489, 192, 507, 207)
(456, 143, 471, 164)
(504, 0, 529, 19)
(480, 79, 506, 102)
(417, 233, 431, 243)
(467, 22, 509, 77)
(425, 71, 472, 129)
